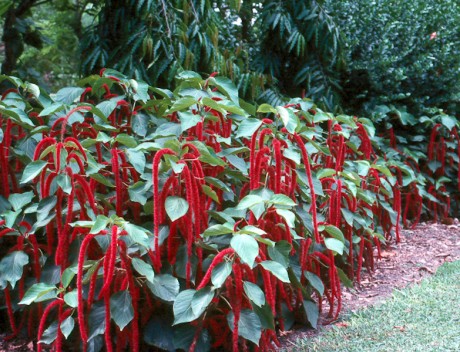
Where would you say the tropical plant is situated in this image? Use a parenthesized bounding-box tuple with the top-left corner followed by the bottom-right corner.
(0, 70, 423, 351)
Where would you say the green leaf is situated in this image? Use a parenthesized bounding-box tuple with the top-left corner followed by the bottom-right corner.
(20, 160, 47, 184)
(267, 241, 291, 268)
(147, 274, 179, 302)
(211, 261, 232, 288)
(303, 300, 319, 329)
(88, 303, 106, 340)
(316, 168, 337, 179)
(441, 115, 457, 131)
(0, 251, 29, 288)
(96, 100, 117, 119)
(201, 185, 220, 204)
(243, 281, 265, 307)
(304, 271, 324, 296)
(191, 288, 214, 317)
(64, 290, 78, 308)
(8, 191, 34, 211)
(231, 235, 259, 267)
(56, 174, 72, 195)
(324, 225, 345, 243)
(277, 106, 299, 133)
(55, 87, 85, 104)
(211, 77, 239, 104)
(131, 257, 154, 283)
(60, 316, 75, 339)
(61, 267, 76, 289)
(269, 194, 296, 207)
(275, 209, 296, 228)
(324, 238, 345, 255)
(235, 195, 264, 210)
(165, 197, 189, 222)
(126, 149, 146, 174)
(257, 103, 277, 114)
(260, 260, 290, 283)
(227, 309, 262, 346)
(173, 289, 198, 325)
(19, 283, 57, 305)
(168, 97, 197, 113)
(178, 111, 201, 132)
(235, 118, 262, 138)
(90, 215, 110, 234)
(110, 291, 134, 331)
(202, 224, 233, 237)
(39, 321, 58, 344)
(124, 223, 150, 248)
(115, 134, 138, 148)
(128, 181, 150, 205)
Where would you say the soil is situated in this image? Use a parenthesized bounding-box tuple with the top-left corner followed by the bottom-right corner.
(279, 220, 460, 350)
(1, 221, 460, 352)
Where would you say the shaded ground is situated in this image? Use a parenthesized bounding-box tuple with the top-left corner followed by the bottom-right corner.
(1, 221, 460, 351)
(279, 220, 460, 349)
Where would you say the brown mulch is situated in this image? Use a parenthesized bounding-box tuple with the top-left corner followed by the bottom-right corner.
(2, 222, 460, 351)
(279, 220, 460, 349)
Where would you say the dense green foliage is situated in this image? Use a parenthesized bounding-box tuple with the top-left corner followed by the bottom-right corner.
(0, 70, 459, 351)
(328, 0, 460, 114)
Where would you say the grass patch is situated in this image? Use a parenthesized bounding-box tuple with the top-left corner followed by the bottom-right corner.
(292, 261, 460, 352)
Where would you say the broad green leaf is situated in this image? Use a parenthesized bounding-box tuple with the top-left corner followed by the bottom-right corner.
(147, 274, 179, 302)
(267, 241, 291, 268)
(231, 235, 259, 267)
(178, 111, 201, 132)
(9, 191, 34, 211)
(211, 261, 232, 288)
(167, 97, 197, 113)
(124, 223, 150, 248)
(202, 224, 233, 237)
(165, 197, 189, 222)
(227, 309, 262, 346)
(260, 260, 290, 283)
(316, 168, 337, 179)
(276, 106, 299, 133)
(235, 195, 264, 210)
(88, 303, 106, 340)
(441, 115, 457, 131)
(115, 133, 137, 148)
(324, 238, 345, 255)
(20, 160, 47, 184)
(191, 288, 214, 317)
(324, 225, 345, 243)
(243, 281, 265, 307)
(304, 271, 324, 296)
(19, 283, 57, 305)
(303, 300, 319, 329)
(55, 87, 85, 104)
(173, 289, 198, 325)
(131, 257, 154, 283)
(90, 215, 110, 234)
(64, 290, 78, 308)
(275, 209, 296, 228)
(269, 194, 296, 207)
(257, 103, 277, 114)
(56, 174, 72, 194)
(235, 118, 262, 138)
(39, 321, 58, 344)
(60, 316, 75, 339)
(126, 149, 146, 174)
(201, 185, 220, 204)
(110, 291, 134, 331)
(96, 100, 117, 118)
(0, 251, 29, 288)
(211, 76, 239, 104)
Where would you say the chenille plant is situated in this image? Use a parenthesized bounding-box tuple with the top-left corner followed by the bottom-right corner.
(0, 70, 453, 351)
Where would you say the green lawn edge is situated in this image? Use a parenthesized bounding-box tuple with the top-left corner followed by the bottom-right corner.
(292, 260, 460, 352)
